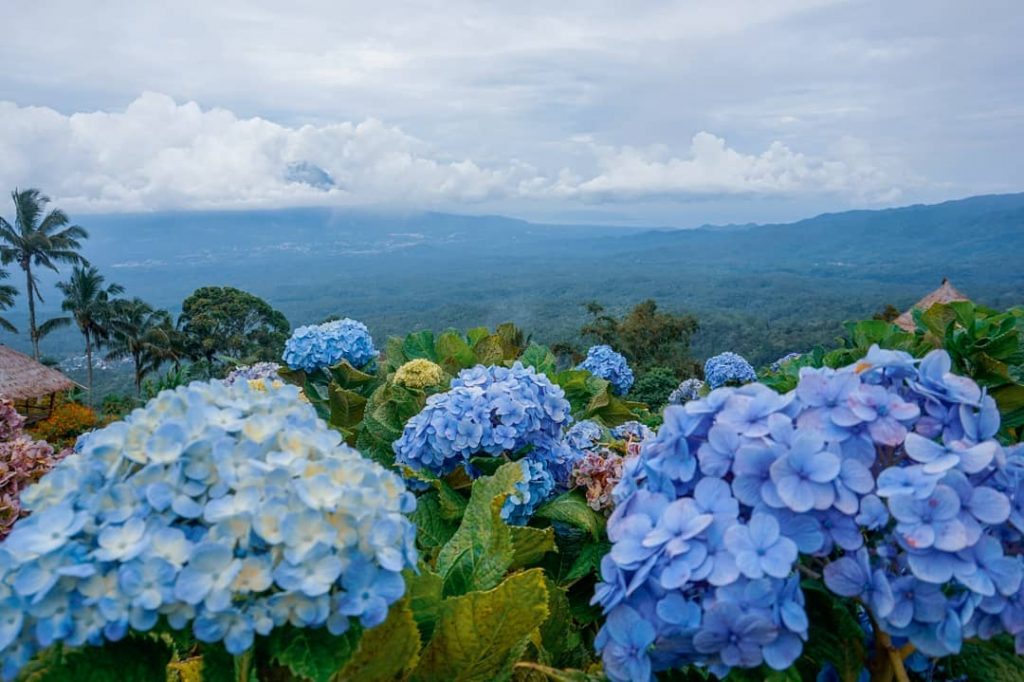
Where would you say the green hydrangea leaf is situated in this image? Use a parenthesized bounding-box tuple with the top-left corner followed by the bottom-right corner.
(265, 625, 363, 682)
(337, 599, 422, 682)
(18, 638, 174, 682)
(534, 490, 605, 539)
(411, 568, 550, 682)
(436, 330, 477, 374)
(435, 462, 523, 595)
(404, 331, 439, 362)
(945, 635, 1024, 681)
(509, 525, 557, 570)
(562, 540, 610, 584)
(519, 343, 557, 376)
(473, 335, 506, 365)
(406, 567, 445, 641)
(327, 385, 367, 431)
(411, 492, 459, 552)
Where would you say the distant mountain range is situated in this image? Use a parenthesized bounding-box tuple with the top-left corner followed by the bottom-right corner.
(5, 192, 1024, 370)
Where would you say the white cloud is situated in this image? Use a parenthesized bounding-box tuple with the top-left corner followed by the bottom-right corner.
(0, 93, 907, 213)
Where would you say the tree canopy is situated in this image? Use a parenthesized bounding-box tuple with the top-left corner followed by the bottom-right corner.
(580, 299, 700, 378)
(177, 286, 290, 374)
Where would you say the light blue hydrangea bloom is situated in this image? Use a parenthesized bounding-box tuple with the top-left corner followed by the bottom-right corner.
(501, 457, 557, 526)
(282, 318, 378, 372)
(577, 345, 635, 396)
(565, 420, 603, 451)
(0, 379, 416, 679)
(703, 352, 757, 389)
(595, 346, 1024, 680)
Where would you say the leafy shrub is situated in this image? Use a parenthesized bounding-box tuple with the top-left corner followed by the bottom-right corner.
(628, 366, 678, 410)
(597, 346, 1023, 680)
(27, 400, 98, 450)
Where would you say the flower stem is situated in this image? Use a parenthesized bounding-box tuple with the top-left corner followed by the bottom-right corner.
(235, 649, 254, 682)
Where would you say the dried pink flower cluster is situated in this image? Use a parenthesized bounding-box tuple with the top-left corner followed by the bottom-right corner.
(573, 448, 626, 513)
(0, 399, 71, 539)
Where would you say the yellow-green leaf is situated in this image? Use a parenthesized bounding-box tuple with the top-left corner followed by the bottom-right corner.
(336, 599, 421, 682)
(411, 569, 550, 682)
(509, 526, 557, 570)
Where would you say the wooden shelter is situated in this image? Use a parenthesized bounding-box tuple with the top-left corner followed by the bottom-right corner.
(893, 278, 969, 332)
(0, 345, 79, 422)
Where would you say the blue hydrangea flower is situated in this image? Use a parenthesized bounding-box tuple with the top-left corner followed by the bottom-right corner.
(668, 378, 705, 405)
(0, 379, 416, 677)
(594, 346, 1024, 678)
(703, 352, 757, 389)
(224, 362, 283, 385)
(577, 345, 635, 395)
(393, 362, 572, 478)
(565, 420, 603, 451)
(282, 318, 378, 372)
(501, 457, 557, 526)
(611, 421, 654, 443)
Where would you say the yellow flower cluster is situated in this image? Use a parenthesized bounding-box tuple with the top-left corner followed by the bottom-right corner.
(394, 359, 445, 389)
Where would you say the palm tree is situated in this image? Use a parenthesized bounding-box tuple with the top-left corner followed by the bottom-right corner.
(106, 298, 173, 396)
(56, 266, 125, 402)
(0, 189, 89, 359)
(0, 266, 17, 334)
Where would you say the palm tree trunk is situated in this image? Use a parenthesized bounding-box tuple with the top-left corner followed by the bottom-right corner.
(23, 262, 38, 359)
(85, 331, 94, 406)
(134, 351, 143, 397)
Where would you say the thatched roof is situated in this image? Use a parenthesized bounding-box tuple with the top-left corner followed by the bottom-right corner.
(894, 278, 970, 332)
(0, 345, 77, 400)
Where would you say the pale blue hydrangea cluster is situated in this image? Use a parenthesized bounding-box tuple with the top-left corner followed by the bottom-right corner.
(595, 346, 1023, 681)
(578, 345, 635, 396)
(393, 363, 572, 479)
(566, 420, 603, 451)
(611, 421, 654, 443)
(0, 380, 417, 679)
(223, 362, 282, 385)
(281, 318, 378, 372)
(703, 352, 757, 389)
(668, 378, 705, 405)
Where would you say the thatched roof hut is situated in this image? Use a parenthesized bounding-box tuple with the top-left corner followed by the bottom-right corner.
(0, 345, 78, 421)
(893, 278, 969, 332)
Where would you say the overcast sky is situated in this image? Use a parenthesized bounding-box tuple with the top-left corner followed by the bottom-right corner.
(1, 0, 1021, 226)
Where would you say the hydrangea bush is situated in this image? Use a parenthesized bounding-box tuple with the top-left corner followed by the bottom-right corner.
(703, 351, 757, 389)
(282, 318, 378, 372)
(595, 346, 1024, 680)
(578, 345, 635, 396)
(0, 379, 417, 679)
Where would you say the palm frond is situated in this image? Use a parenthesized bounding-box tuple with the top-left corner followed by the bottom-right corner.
(37, 316, 72, 338)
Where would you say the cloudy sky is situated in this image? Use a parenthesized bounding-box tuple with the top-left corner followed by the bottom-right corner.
(1, 0, 1021, 225)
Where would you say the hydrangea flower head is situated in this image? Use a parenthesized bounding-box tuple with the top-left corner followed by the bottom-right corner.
(595, 345, 1024, 680)
(393, 359, 445, 389)
(668, 378, 705, 405)
(0, 380, 416, 677)
(282, 318, 378, 372)
(703, 352, 757, 389)
(224, 362, 282, 385)
(577, 345, 635, 395)
(393, 362, 572, 478)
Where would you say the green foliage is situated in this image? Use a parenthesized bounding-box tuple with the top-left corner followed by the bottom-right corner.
(411, 569, 550, 682)
(178, 286, 290, 374)
(533, 490, 605, 540)
(796, 584, 867, 682)
(265, 624, 363, 682)
(337, 599, 422, 681)
(18, 635, 175, 681)
(628, 365, 679, 410)
(384, 323, 528, 374)
(580, 299, 700, 377)
(943, 635, 1024, 681)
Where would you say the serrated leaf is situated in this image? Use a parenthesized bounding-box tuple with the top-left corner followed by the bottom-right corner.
(436, 331, 477, 374)
(534, 490, 605, 539)
(945, 635, 1024, 681)
(538, 577, 576, 663)
(467, 327, 491, 347)
(436, 462, 523, 594)
(266, 625, 362, 682)
(337, 599, 422, 682)
(411, 569, 550, 682)
(386, 336, 409, 371)
(432, 478, 469, 520)
(328, 386, 367, 431)
(406, 567, 444, 641)
(328, 360, 377, 389)
(519, 343, 557, 376)
(562, 541, 610, 584)
(404, 331, 438, 362)
(510, 525, 557, 570)
(473, 335, 506, 365)
(411, 492, 459, 551)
